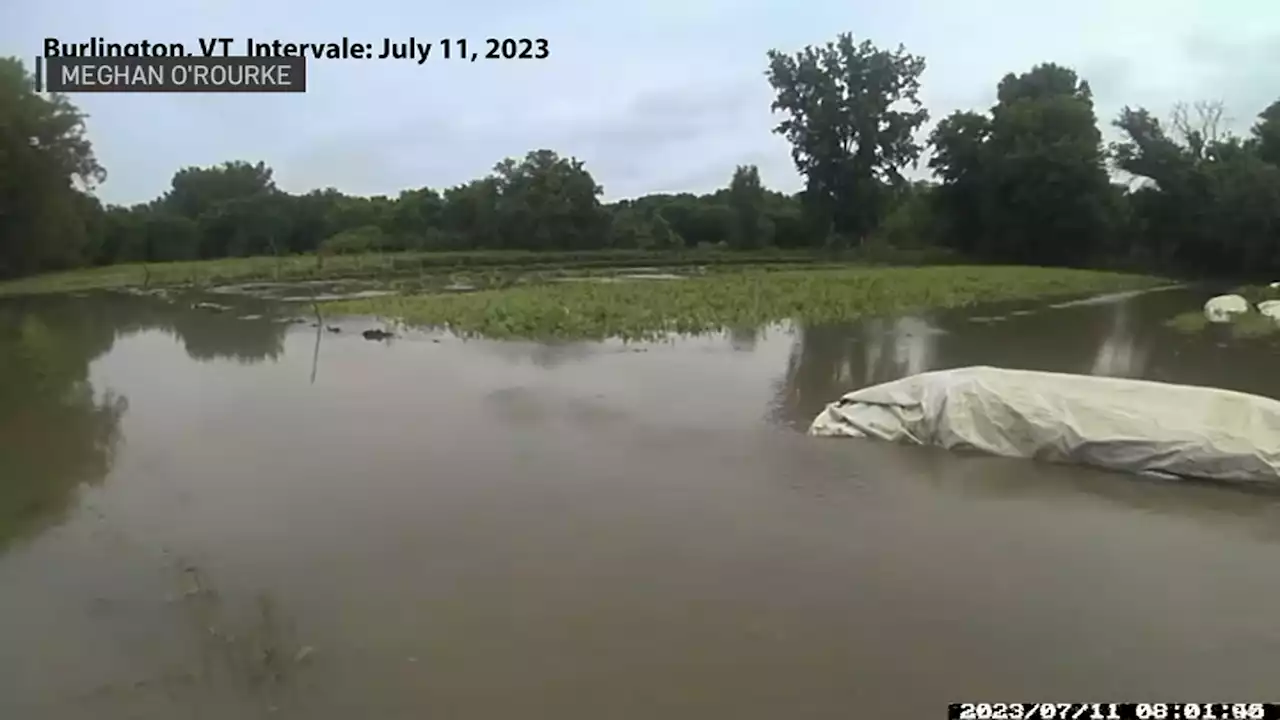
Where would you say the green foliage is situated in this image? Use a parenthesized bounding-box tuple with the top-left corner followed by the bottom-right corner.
(765, 33, 929, 240)
(0, 248, 838, 296)
(0, 302, 126, 547)
(5, 44, 1280, 285)
(324, 265, 1162, 341)
(727, 165, 773, 250)
(1112, 100, 1280, 276)
(0, 59, 106, 278)
(320, 225, 386, 255)
(1165, 309, 1279, 338)
(1253, 101, 1280, 167)
(930, 63, 1113, 267)
(492, 149, 607, 250)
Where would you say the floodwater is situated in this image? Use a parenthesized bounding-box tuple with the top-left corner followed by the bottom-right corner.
(2, 285, 1280, 719)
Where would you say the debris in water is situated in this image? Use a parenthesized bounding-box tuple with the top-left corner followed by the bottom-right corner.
(239, 314, 263, 321)
(294, 646, 316, 664)
(1204, 294, 1249, 323)
(192, 302, 231, 313)
(362, 329, 395, 340)
(326, 326, 341, 333)
(182, 574, 202, 597)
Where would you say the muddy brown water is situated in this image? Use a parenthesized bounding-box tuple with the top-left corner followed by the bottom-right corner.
(2, 286, 1280, 719)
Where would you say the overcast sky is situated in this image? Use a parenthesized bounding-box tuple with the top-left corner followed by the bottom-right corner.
(5, 0, 1279, 205)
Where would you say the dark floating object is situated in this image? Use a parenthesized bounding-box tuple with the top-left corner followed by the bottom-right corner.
(362, 329, 395, 341)
(327, 326, 341, 333)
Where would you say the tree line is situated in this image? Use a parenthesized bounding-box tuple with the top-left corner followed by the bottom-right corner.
(3, 32, 1279, 280)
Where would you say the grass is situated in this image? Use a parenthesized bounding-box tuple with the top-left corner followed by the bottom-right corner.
(1165, 311, 1211, 334)
(1165, 285, 1280, 338)
(324, 265, 1167, 340)
(1165, 309, 1280, 338)
(1236, 284, 1280, 304)
(0, 247, 960, 298)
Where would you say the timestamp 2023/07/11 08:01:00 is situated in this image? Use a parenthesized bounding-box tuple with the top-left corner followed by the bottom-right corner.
(948, 704, 1277, 720)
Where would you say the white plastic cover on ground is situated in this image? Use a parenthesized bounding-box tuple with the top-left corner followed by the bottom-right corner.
(1204, 294, 1250, 322)
(809, 366, 1280, 484)
(1260, 300, 1280, 321)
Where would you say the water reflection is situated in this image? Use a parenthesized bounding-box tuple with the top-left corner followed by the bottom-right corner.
(0, 299, 127, 549)
(481, 338, 600, 368)
(728, 325, 759, 352)
(1090, 298, 1150, 378)
(771, 287, 1280, 429)
(0, 291, 291, 549)
(861, 316, 942, 384)
(108, 293, 288, 364)
(5, 285, 1280, 717)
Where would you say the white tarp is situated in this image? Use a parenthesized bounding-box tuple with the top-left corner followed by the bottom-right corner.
(1204, 294, 1250, 322)
(809, 366, 1280, 484)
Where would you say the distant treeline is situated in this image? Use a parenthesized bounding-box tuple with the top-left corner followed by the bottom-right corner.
(3, 32, 1280, 280)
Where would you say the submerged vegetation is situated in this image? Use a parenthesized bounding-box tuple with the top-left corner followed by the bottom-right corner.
(324, 265, 1164, 340)
(0, 246, 963, 297)
(1165, 285, 1280, 338)
(1165, 310, 1279, 339)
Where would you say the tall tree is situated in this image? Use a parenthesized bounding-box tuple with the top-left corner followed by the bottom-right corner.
(491, 149, 606, 251)
(928, 111, 992, 255)
(726, 164, 772, 249)
(1114, 99, 1280, 275)
(0, 58, 106, 277)
(985, 64, 1113, 265)
(160, 160, 282, 258)
(1251, 99, 1280, 167)
(930, 63, 1112, 266)
(765, 33, 928, 243)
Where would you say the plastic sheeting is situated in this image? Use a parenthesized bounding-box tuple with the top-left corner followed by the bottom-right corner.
(809, 366, 1280, 484)
(1204, 294, 1250, 322)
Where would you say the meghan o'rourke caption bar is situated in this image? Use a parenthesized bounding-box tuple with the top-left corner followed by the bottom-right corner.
(46, 57, 306, 93)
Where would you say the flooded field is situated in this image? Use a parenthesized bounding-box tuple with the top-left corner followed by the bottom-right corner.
(3, 285, 1280, 719)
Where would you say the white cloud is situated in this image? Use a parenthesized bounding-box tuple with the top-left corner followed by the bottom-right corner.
(4, 0, 1278, 204)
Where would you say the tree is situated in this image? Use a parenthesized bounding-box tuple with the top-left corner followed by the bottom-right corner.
(1251, 99, 1280, 167)
(1113, 99, 1280, 276)
(160, 160, 281, 258)
(765, 33, 928, 241)
(388, 187, 445, 249)
(928, 111, 992, 255)
(0, 57, 106, 277)
(875, 181, 939, 250)
(320, 225, 385, 255)
(491, 149, 607, 250)
(726, 165, 772, 249)
(607, 201, 682, 250)
(163, 160, 276, 219)
(930, 63, 1112, 266)
(986, 64, 1113, 266)
(440, 179, 502, 250)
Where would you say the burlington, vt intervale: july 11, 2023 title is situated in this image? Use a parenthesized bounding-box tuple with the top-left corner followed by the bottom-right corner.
(43, 37, 551, 65)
